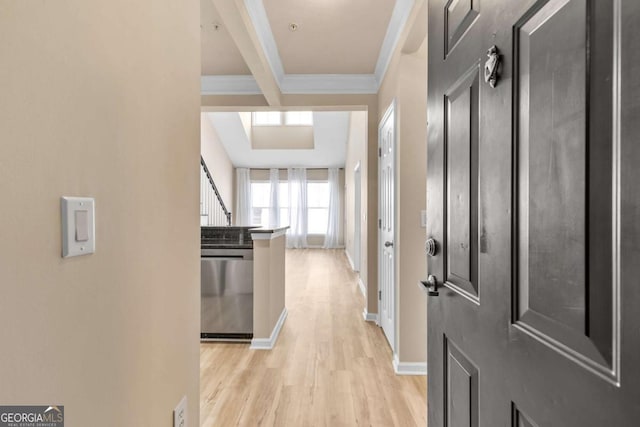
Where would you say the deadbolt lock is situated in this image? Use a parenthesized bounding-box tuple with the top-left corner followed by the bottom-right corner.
(425, 238, 437, 257)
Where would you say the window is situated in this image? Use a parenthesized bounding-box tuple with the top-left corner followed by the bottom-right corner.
(251, 111, 313, 126)
(250, 180, 329, 234)
(250, 182, 289, 227)
(278, 183, 289, 226)
(252, 111, 282, 126)
(285, 111, 313, 126)
(250, 182, 270, 225)
(307, 182, 329, 234)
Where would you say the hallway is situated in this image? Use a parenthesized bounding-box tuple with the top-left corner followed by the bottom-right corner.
(200, 249, 427, 426)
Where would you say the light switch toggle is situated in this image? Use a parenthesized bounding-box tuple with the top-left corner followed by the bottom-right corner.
(75, 210, 89, 242)
(61, 197, 95, 258)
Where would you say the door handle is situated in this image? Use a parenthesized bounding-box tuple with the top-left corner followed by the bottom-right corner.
(420, 275, 439, 296)
(384, 241, 394, 247)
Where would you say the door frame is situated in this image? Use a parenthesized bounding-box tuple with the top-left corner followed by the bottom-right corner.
(378, 99, 398, 351)
(353, 162, 361, 272)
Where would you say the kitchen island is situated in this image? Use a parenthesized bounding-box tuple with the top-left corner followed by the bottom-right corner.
(200, 226, 288, 350)
(248, 226, 288, 350)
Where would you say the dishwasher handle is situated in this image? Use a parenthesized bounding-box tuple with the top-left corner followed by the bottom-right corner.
(201, 248, 254, 260)
(202, 255, 245, 259)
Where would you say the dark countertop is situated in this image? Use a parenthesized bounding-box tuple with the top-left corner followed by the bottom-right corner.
(249, 226, 290, 234)
(200, 226, 290, 248)
(201, 226, 257, 249)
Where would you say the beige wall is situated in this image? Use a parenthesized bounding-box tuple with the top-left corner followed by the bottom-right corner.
(201, 113, 234, 210)
(344, 112, 369, 289)
(0, 1, 201, 425)
(378, 34, 428, 364)
(252, 234, 286, 339)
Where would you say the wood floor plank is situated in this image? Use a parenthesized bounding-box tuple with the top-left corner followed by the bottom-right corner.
(200, 249, 427, 426)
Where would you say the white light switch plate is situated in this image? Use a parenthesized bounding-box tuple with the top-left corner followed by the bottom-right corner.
(420, 210, 427, 228)
(174, 396, 187, 427)
(61, 197, 95, 258)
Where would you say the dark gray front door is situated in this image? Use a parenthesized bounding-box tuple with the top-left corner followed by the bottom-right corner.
(426, 0, 640, 425)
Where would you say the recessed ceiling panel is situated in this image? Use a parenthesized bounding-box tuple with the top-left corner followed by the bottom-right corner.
(263, 0, 395, 74)
(201, 0, 251, 75)
(208, 111, 349, 168)
(252, 126, 315, 149)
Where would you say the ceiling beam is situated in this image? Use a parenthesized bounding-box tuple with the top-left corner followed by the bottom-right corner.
(401, 0, 427, 54)
(211, 0, 282, 106)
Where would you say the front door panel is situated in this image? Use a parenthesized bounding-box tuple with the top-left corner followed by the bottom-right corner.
(444, 336, 478, 427)
(427, 0, 640, 425)
(514, 0, 616, 378)
(444, 66, 480, 302)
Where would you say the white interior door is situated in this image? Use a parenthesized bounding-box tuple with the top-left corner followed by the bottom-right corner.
(378, 102, 395, 350)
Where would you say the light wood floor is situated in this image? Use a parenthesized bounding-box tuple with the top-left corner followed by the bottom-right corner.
(200, 249, 427, 426)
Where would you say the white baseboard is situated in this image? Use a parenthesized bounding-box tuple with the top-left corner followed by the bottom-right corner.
(358, 277, 367, 298)
(393, 353, 427, 376)
(250, 308, 288, 350)
(362, 309, 378, 323)
(345, 249, 355, 270)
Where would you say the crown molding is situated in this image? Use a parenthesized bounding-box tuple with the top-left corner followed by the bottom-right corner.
(374, 0, 414, 85)
(201, 75, 262, 95)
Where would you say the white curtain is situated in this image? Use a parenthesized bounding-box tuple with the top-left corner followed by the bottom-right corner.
(323, 168, 341, 248)
(287, 168, 308, 248)
(235, 168, 252, 226)
(268, 168, 280, 228)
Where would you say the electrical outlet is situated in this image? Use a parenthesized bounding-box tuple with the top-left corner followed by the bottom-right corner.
(174, 396, 187, 427)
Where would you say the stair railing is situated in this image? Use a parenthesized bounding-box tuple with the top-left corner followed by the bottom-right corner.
(200, 156, 232, 226)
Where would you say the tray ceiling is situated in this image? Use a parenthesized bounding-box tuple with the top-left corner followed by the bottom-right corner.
(201, 0, 416, 95)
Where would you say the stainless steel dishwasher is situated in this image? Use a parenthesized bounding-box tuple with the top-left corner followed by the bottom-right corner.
(201, 248, 253, 341)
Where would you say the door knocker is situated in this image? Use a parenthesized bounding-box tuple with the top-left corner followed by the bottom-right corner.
(484, 45, 501, 88)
